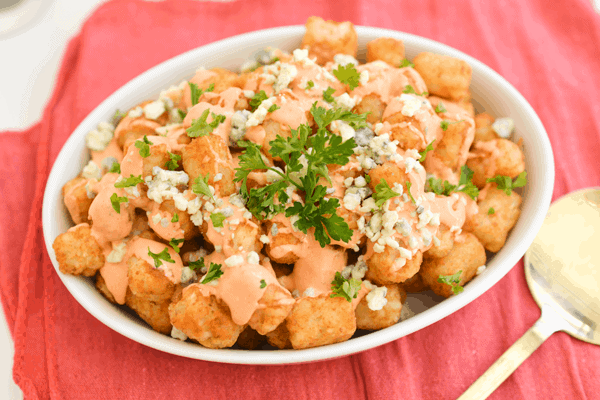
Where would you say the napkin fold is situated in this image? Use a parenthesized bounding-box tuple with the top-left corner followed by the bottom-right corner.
(1, 0, 599, 399)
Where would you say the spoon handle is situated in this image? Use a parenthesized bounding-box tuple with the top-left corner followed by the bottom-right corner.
(457, 305, 564, 400)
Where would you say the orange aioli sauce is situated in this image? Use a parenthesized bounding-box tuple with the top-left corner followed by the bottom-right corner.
(91, 137, 124, 167)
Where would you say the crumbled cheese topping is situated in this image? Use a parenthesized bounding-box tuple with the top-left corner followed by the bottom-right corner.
(85, 122, 114, 151)
(399, 94, 423, 117)
(225, 255, 244, 267)
(492, 117, 515, 138)
(106, 242, 127, 263)
(171, 326, 188, 341)
(143, 100, 166, 120)
(146, 167, 190, 204)
(366, 285, 388, 311)
(82, 160, 102, 180)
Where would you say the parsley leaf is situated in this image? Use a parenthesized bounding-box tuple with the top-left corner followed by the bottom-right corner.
(310, 102, 368, 131)
(419, 140, 435, 162)
(365, 174, 371, 184)
(135, 135, 153, 158)
(192, 173, 213, 199)
(332, 64, 360, 90)
(488, 207, 495, 215)
(456, 165, 480, 200)
(165, 152, 181, 170)
(188, 258, 205, 271)
(373, 178, 400, 207)
(440, 119, 464, 131)
(406, 182, 416, 203)
(403, 85, 428, 96)
(438, 270, 464, 294)
(249, 90, 269, 111)
(112, 109, 126, 126)
(186, 109, 226, 138)
(435, 102, 447, 113)
(201, 263, 223, 284)
(322, 87, 335, 103)
(188, 82, 215, 106)
(177, 109, 187, 120)
(330, 272, 361, 302)
(171, 213, 179, 223)
(169, 238, 184, 253)
(108, 162, 121, 174)
(399, 59, 415, 68)
(210, 212, 227, 228)
(148, 247, 175, 268)
(306, 80, 315, 90)
(110, 193, 128, 213)
(487, 171, 527, 195)
(268, 104, 280, 113)
(260, 279, 267, 289)
(114, 175, 143, 188)
(427, 177, 456, 196)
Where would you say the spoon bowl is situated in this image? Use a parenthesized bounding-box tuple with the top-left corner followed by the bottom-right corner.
(459, 187, 600, 399)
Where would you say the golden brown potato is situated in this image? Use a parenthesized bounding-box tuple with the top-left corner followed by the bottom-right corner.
(264, 217, 305, 264)
(367, 162, 409, 193)
(262, 119, 292, 160)
(265, 322, 292, 349)
(457, 96, 475, 118)
(401, 273, 428, 293)
(158, 200, 199, 241)
(473, 112, 498, 143)
(366, 37, 405, 66)
(183, 68, 241, 105)
(95, 272, 116, 304)
(420, 232, 486, 297)
(463, 186, 522, 252)
(300, 16, 358, 65)
(53, 224, 105, 277)
(127, 256, 176, 303)
(424, 224, 454, 259)
(286, 295, 356, 349)
(248, 285, 294, 335)
(125, 289, 172, 334)
(365, 249, 423, 285)
(355, 284, 403, 330)
(432, 119, 472, 171)
(413, 52, 472, 101)
(353, 93, 386, 124)
(169, 285, 244, 349)
(62, 176, 94, 224)
(201, 218, 263, 255)
(236, 326, 266, 350)
(181, 135, 235, 196)
(114, 115, 162, 149)
(467, 139, 525, 188)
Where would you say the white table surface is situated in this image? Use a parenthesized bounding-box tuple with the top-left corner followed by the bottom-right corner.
(1, 0, 599, 398)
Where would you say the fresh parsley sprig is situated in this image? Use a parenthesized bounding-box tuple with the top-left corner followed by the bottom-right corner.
(406, 182, 416, 203)
(332, 64, 360, 90)
(373, 179, 400, 207)
(186, 109, 226, 138)
(188, 258, 205, 271)
(192, 173, 214, 200)
(435, 102, 447, 113)
(438, 270, 464, 294)
(108, 162, 121, 174)
(135, 135, 153, 158)
(330, 272, 361, 302)
(114, 175, 144, 188)
(169, 238, 184, 253)
(427, 165, 479, 200)
(165, 152, 181, 171)
(110, 193, 128, 213)
(399, 59, 415, 68)
(403, 85, 428, 96)
(210, 212, 227, 228)
(249, 90, 269, 111)
(487, 171, 527, 195)
(419, 140, 435, 162)
(148, 247, 175, 268)
(440, 119, 464, 131)
(322, 87, 335, 103)
(188, 82, 215, 106)
(201, 263, 223, 284)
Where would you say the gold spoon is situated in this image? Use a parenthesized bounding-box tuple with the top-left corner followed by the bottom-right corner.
(458, 187, 600, 399)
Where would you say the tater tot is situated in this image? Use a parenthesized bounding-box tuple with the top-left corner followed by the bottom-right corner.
(424, 224, 454, 259)
(365, 249, 423, 285)
(158, 200, 199, 241)
(413, 52, 472, 101)
(53, 224, 105, 277)
(463, 186, 522, 252)
(181, 68, 241, 109)
(401, 273, 428, 293)
(265, 322, 292, 349)
(264, 218, 305, 265)
(300, 16, 358, 65)
(181, 135, 236, 196)
(420, 232, 486, 298)
(367, 162, 409, 193)
(169, 285, 244, 349)
(248, 285, 294, 335)
(433, 120, 472, 171)
(366, 37, 405, 67)
(95, 272, 116, 304)
(62, 176, 94, 224)
(473, 113, 498, 143)
(467, 139, 525, 187)
(236, 326, 266, 350)
(355, 284, 404, 330)
(125, 289, 173, 334)
(127, 256, 177, 303)
(353, 93, 386, 124)
(262, 119, 292, 160)
(286, 295, 356, 349)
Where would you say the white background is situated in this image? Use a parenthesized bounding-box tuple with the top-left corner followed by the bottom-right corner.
(1, 0, 599, 398)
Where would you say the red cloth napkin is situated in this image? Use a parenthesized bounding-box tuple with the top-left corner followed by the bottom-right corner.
(2, 0, 599, 398)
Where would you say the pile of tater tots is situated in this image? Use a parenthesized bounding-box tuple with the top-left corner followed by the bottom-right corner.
(53, 16, 526, 350)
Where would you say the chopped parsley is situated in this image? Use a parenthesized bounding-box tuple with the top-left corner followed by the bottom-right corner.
(171, 213, 179, 223)
(148, 247, 175, 268)
(268, 104, 280, 113)
(406, 182, 416, 203)
(192, 173, 213, 199)
(403, 85, 428, 96)
(111, 109, 126, 126)
(306, 80, 315, 90)
(373, 178, 400, 207)
(108, 162, 121, 174)
(188, 82, 215, 106)
(438, 270, 464, 294)
(201, 263, 223, 284)
(249, 90, 269, 111)
(488, 207, 495, 215)
(330, 272, 361, 302)
(487, 171, 527, 195)
(109, 193, 128, 214)
(322, 87, 336, 103)
(332, 64, 360, 90)
(135, 135, 153, 158)
(169, 238, 184, 253)
(419, 140, 435, 162)
(440, 119, 464, 131)
(427, 165, 479, 200)
(365, 174, 371, 184)
(234, 102, 366, 247)
(177, 109, 187, 120)
(399, 59, 415, 68)
(210, 212, 227, 228)
(114, 175, 143, 188)
(435, 102, 447, 113)
(186, 109, 226, 138)
(260, 279, 267, 289)
(427, 177, 455, 196)
(188, 258, 205, 271)
(165, 152, 181, 170)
